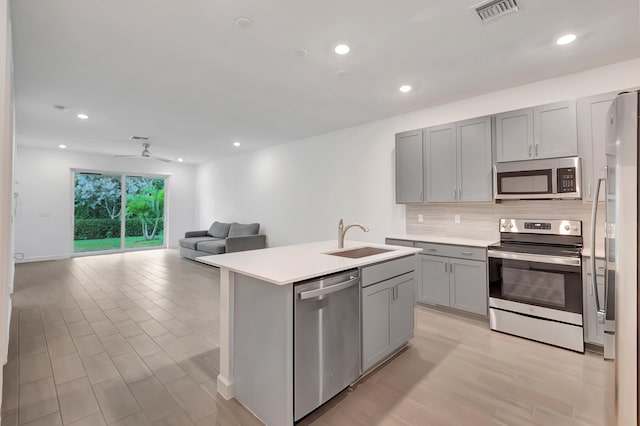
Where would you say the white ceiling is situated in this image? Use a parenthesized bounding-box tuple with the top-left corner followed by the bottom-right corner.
(11, 0, 640, 163)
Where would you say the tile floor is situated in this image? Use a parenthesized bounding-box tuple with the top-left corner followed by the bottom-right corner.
(2, 249, 610, 425)
(2, 250, 260, 426)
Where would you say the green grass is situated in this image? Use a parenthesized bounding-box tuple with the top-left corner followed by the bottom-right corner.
(74, 234, 164, 252)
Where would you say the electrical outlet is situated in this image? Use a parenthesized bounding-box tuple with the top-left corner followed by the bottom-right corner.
(454, 214, 461, 224)
(418, 214, 424, 223)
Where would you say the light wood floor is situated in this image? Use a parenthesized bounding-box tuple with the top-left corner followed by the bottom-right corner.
(2, 249, 610, 426)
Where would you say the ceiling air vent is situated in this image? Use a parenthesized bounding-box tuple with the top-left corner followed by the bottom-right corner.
(129, 136, 150, 141)
(474, 0, 519, 23)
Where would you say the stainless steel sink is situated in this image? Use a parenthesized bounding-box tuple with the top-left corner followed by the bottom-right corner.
(325, 246, 395, 259)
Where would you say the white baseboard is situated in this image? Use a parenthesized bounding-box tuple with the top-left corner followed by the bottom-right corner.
(217, 374, 235, 400)
(15, 254, 71, 263)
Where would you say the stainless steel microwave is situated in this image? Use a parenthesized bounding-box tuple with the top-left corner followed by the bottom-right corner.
(494, 157, 582, 200)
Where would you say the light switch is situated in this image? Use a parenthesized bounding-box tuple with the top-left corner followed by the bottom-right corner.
(418, 214, 424, 223)
(454, 214, 461, 224)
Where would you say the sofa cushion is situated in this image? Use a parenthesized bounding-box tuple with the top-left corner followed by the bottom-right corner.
(208, 221, 232, 238)
(179, 237, 218, 250)
(197, 240, 226, 255)
(228, 222, 260, 237)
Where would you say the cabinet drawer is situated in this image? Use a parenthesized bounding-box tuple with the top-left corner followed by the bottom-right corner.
(361, 256, 416, 288)
(415, 242, 486, 261)
(385, 239, 415, 248)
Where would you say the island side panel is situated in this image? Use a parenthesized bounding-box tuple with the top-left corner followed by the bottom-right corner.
(234, 274, 294, 426)
(217, 268, 235, 399)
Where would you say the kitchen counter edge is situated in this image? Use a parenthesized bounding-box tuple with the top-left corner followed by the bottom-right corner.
(195, 240, 422, 286)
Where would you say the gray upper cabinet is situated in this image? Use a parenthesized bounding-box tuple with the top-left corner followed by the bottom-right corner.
(495, 108, 534, 162)
(424, 117, 492, 203)
(533, 101, 577, 159)
(424, 124, 456, 202)
(578, 92, 616, 202)
(395, 130, 424, 203)
(449, 258, 487, 316)
(456, 116, 492, 202)
(496, 101, 577, 162)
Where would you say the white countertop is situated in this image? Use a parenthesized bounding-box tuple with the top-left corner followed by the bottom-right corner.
(386, 234, 497, 248)
(582, 247, 605, 259)
(196, 240, 423, 285)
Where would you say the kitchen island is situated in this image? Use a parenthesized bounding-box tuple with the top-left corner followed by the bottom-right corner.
(197, 240, 422, 425)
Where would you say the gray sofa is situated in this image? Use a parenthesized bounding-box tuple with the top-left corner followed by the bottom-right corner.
(179, 221, 266, 260)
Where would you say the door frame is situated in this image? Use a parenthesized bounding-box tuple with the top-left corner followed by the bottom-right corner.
(70, 168, 170, 256)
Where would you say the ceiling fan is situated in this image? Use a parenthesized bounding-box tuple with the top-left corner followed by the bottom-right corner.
(116, 143, 172, 162)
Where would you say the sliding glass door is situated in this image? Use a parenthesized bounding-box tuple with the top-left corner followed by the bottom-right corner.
(73, 172, 166, 254)
(124, 176, 165, 249)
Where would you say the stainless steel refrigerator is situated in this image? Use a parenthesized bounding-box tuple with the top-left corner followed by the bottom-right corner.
(590, 90, 638, 425)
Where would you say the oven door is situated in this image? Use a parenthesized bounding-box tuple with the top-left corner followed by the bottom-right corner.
(488, 251, 582, 325)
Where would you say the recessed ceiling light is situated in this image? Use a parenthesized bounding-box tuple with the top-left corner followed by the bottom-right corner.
(556, 34, 576, 45)
(293, 48, 308, 57)
(53, 104, 66, 111)
(77, 113, 89, 120)
(177, 158, 184, 162)
(235, 17, 254, 30)
(233, 142, 241, 147)
(58, 144, 67, 149)
(399, 85, 412, 93)
(334, 44, 350, 55)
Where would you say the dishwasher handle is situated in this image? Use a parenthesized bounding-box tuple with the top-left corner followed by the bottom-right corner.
(299, 276, 359, 300)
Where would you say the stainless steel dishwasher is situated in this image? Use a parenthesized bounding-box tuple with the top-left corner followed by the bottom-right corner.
(294, 269, 361, 422)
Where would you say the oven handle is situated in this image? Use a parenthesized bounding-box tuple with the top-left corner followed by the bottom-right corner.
(590, 176, 605, 320)
(487, 250, 581, 267)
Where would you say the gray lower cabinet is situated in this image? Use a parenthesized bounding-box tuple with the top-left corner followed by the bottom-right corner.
(583, 257, 606, 346)
(449, 258, 488, 316)
(361, 258, 416, 372)
(578, 92, 617, 202)
(417, 254, 450, 306)
(417, 244, 488, 316)
(395, 129, 424, 203)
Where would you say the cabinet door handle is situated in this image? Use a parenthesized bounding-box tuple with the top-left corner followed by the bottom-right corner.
(528, 145, 532, 157)
(449, 263, 453, 274)
(458, 188, 462, 199)
(427, 248, 438, 253)
(461, 251, 473, 256)
(588, 183, 592, 197)
(452, 189, 457, 199)
(535, 144, 539, 157)
(444, 263, 447, 273)
(394, 286, 398, 300)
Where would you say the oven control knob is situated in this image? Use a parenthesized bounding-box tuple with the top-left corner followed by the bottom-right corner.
(564, 224, 571, 231)
(502, 223, 507, 228)
(508, 224, 513, 229)
(572, 225, 578, 231)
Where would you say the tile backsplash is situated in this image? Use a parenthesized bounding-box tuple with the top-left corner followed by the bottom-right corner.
(406, 200, 604, 250)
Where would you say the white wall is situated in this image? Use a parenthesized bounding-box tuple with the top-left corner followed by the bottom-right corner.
(196, 57, 640, 247)
(0, 0, 12, 412)
(14, 146, 197, 261)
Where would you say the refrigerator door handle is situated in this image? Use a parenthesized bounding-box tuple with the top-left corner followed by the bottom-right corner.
(590, 175, 605, 323)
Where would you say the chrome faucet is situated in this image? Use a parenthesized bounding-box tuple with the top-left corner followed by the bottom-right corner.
(338, 218, 370, 248)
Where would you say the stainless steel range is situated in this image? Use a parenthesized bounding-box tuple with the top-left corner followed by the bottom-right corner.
(487, 219, 584, 352)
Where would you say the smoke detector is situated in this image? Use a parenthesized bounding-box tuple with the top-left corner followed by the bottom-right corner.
(474, 0, 519, 23)
(129, 135, 150, 141)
